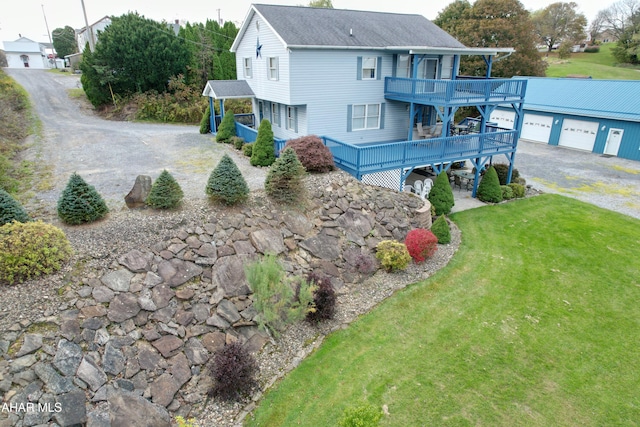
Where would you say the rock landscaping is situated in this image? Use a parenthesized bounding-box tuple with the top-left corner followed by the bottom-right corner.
(0, 171, 460, 427)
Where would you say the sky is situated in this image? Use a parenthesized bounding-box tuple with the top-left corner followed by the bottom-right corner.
(1, 0, 605, 44)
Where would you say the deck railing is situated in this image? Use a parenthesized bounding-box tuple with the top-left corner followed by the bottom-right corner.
(323, 131, 518, 178)
(384, 77, 526, 105)
(234, 122, 287, 153)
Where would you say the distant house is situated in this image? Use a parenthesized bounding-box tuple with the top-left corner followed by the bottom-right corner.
(491, 77, 640, 161)
(2, 37, 48, 69)
(203, 4, 527, 193)
(76, 16, 112, 52)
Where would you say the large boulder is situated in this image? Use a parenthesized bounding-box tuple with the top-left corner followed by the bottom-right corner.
(124, 175, 152, 209)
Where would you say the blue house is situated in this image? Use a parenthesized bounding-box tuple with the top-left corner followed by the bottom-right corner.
(203, 4, 527, 194)
(491, 77, 640, 161)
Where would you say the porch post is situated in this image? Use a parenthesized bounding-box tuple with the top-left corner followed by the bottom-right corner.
(408, 103, 416, 140)
(209, 97, 216, 134)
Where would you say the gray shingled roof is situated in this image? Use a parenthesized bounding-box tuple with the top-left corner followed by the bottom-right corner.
(202, 80, 255, 99)
(252, 4, 466, 49)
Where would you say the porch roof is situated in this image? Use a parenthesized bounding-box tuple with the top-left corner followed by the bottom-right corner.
(202, 80, 255, 99)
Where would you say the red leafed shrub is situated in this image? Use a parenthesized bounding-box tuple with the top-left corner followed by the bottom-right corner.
(283, 135, 335, 173)
(404, 228, 438, 263)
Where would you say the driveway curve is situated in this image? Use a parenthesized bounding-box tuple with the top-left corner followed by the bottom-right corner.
(5, 68, 266, 213)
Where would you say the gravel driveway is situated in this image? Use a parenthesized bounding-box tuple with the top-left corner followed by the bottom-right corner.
(4, 68, 266, 215)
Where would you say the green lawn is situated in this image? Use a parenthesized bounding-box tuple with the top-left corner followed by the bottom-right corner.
(245, 194, 640, 426)
(545, 43, 640, 79)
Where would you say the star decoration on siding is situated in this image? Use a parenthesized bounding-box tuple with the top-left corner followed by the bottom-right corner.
(256, 37, 262, 59)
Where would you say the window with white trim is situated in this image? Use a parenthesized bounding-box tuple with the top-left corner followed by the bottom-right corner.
(268, 57, 279, 80)
(352, 104, 380, 130)
(362, 57, 377, 79)
(286, 106, 296, 131)
(243, 57, 252, 78)
(271, 103, 279, 126)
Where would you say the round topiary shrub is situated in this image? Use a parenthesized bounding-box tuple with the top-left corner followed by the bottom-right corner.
(215, 110, 236, 143)
(264, 147, 306, 204)
(208, 342, 258, 401)
(305, 271, 336, 323)
(199, 104, 211, 134)
(430, 215, 451, 244)
(205, 154, 249, 205)
(0, 220, 73, 285)
(508, 182, 526, 198)
(0, 189, 30, 226)
(283, 135, 335, 173)
(242, 143, 254, 157)
(476, 166, 503, 203)
(501, 185, 514, 200)
(492, 163, 520, 185)
(57, 173, 109, 225)
(146, 170, 184, 209)
(404, 228, 438, 263)
(428, 171, 455, 215)
(375, 240, 411, 272)
(250, 119, 276, 167)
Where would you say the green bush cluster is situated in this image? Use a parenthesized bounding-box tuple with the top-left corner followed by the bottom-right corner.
(476, 166, 503, 203)
(501, 185, 514, 200)
(216, 111, 236, 143)
(131, 76, 207, 124)
(264, 147, 306, 205)
(431, 215, 451, 244)
(584, 46, 600, 53)
(0, 220, 73, 285)
(245, 254, 315, 336)
(508, 182, 526, 198)
(250, 119, 276, 167)
(375, 240, 411, 272)
(492, 163, 520, 185)
(0, 189, 30, 226)
(338, 403, 383, 427)
(199, 104, 211, 134)
(242, 143, 254, 157)
(283, 135, 335, 173)
(57, 173, 109, 225)
(205, 154, 249, 205)
(428, 171, 455, 215)
(231, 136, 245, 150)
(146, 170, 184, 209)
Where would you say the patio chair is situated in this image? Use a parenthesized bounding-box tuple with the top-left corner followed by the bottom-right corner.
(416, 122, 427, 139)
(453, 175, 463, 191)
(421, 178, 433, 198)
(403, 184, 413, 193)
(413, 180, 423, 196)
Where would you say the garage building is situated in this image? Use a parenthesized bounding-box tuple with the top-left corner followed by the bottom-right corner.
(491, 77, 640, 161)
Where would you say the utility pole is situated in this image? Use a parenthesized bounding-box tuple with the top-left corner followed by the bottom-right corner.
(217, 9, 222, 25)
(41, 4, 57, 68)
(81, 0, 95, 52)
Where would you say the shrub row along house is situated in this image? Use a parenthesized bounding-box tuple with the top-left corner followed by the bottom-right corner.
(202, 4, 527, 195)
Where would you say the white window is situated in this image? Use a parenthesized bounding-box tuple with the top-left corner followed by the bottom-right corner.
(418, 58, 438, 79)
(362, 57, 377, 79)
(397, 54, 411, 78)
(271, 103, 279, 126)
(243, 57, 252, 78)
(268, 57, 279, 80)
(352, 104, 380, 130)
(286, 106, 296, 131)
(441, 56, 453, 80)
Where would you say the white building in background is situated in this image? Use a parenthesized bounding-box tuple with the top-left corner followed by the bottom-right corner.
(2, 37, 48, 69)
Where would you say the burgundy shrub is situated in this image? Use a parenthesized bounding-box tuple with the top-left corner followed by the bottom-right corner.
(404, 228, 438, 263)
(283, 135, 335, 173)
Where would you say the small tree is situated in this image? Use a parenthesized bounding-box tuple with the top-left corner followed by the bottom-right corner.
(264, 147, 306, 204)
(476, 166, 503, 203)
(0, 189, 30, 226)
(283, 135, 334, 173)
(428, 171, 455, 215)
(250, 119, 276, 167)
(57, 173, 109, 225)
(199, 104, 211, 134)
(216, 110, 236, 142)
(206, 154, 249, 205)
(146, 170, 184, 209)
(431, 215, 451, 244)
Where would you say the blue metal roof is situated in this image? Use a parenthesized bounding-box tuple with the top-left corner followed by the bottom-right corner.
(514, 77, 640, 122)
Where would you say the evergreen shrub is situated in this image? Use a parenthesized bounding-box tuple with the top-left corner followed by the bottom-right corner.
(404, 228, 438, 263)
(250, 119, 276, 166)
(431, 215, 451, 244)
(231, 136, 245, 150)
(215, 110, 236, 143)
(508, 182, 525, 198)
(375, 240, 411, 272)
(199, 104, 211, 134)
(208, 342, 258, 401)
(0, 220, 72, 285)
(305, 271, 336, 323)
(283, 135, 335, 173)
(0, 189, 30, 226)
(427, 171, 455, 215)
(338, 403, 383, 427)
(584, 46, 600, 53)
(476, 166, 503, 203)
(57, 173, 108, 225)
(264, 147, 306, 204)
(242, 143, 254, 157)
(146, 170, 184, 209)
(205, 154, 249, 205)
(492, 163, 520, 185)
(501, 185, 514, 200)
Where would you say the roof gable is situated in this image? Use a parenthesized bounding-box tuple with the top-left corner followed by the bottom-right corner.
(517, 77, 640, 122)
(232, 4, 466, 51)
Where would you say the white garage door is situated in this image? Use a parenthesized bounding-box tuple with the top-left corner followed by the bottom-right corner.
(490, 110, 515, 129)
(521, 114, 553, 143)
(558, 119, 599, 151)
